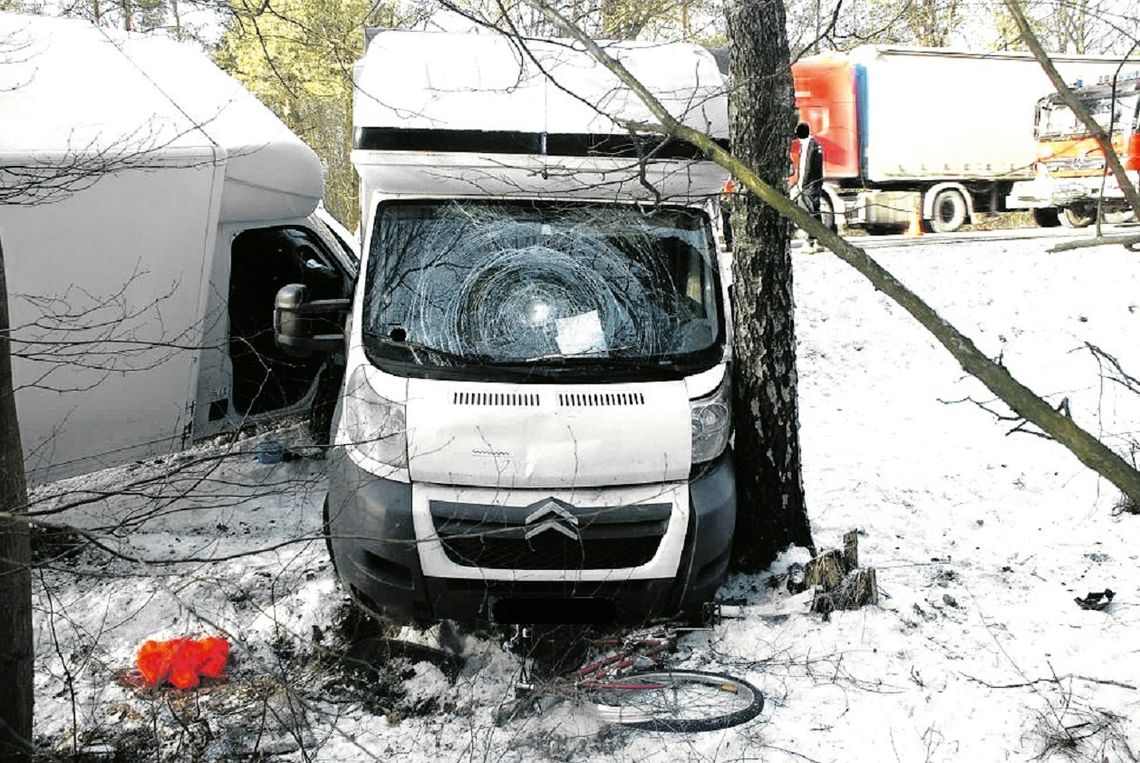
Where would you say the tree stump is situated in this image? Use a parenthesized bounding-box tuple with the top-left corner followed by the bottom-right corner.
(806, 530, 878, 616)
(843, 530, 859, 570)
(804, 549, 845, 590)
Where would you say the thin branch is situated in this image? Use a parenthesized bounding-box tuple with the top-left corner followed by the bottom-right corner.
(520, 0, 1140, 505)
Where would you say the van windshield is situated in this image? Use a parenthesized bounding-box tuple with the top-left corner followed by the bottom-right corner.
(363, 201, 723, 378)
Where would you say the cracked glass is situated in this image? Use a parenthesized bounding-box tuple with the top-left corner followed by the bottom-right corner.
(362, 201, 722, 375)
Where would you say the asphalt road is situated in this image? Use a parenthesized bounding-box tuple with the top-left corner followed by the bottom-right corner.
(826, 220, 1139, 249)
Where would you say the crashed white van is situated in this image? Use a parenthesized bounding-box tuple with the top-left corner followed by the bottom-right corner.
(279, 30, 735, 625)
(0, 12, 357, 484)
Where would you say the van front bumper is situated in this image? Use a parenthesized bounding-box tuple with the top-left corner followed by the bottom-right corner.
(325, 448, 736, 625)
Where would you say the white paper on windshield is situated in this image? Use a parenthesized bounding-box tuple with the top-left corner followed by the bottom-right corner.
(555, 310, 607, 355)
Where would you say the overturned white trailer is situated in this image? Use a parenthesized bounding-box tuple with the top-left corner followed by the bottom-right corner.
(0, 12, 357, 484)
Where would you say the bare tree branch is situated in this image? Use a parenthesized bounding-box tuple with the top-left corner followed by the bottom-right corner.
(521, 0, 1140, 506)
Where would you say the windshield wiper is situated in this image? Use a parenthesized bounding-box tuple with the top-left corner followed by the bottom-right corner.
(523, 345, 635, 362)
(364, 332, 500, 366)
(522, 351, 686, 376)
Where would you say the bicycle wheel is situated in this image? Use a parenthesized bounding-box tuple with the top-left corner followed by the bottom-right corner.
(580, 669, 763, 732)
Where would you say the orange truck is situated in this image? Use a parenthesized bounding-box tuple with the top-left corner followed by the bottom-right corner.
(1010, 72, 1140, 227)
(792, 46, 1139, 233)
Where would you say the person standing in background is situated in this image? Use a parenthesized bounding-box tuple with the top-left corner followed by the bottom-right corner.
(791, 121, 824, 251)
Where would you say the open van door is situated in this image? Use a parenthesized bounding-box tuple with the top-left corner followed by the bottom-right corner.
(192, 211, 357, 442)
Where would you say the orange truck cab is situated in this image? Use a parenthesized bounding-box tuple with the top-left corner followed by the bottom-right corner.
(1030, 73, 1140, 226)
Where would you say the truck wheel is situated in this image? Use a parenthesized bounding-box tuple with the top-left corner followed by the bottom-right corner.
(1059, 205, 1095, 228)
(929, 189, 967, 233)
(1032, 208, 1060, 228)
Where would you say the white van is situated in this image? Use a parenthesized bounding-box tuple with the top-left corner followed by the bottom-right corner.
(277, 31, 736, 625)
(0, 13, 358, 484)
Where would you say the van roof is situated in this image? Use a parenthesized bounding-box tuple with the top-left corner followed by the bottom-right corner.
(355, 30, 726, 138)
(352, 30, 728, 201)
(0, 12, 323, 221)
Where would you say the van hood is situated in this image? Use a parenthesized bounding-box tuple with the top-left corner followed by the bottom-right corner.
(405, 377, 692, 488)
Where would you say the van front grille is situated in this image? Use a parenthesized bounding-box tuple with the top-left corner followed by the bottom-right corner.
(429, 499, 669, 571)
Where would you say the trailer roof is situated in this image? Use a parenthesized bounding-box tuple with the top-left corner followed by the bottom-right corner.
(0, 12, 323, 221)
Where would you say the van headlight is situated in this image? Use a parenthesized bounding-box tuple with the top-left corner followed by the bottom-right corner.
(341, 366, 407, 469)
(690, 374, 731, 464)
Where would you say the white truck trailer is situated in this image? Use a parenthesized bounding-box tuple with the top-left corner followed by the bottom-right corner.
(0, 12, 357, 484)
(792, 46, 1140, 232)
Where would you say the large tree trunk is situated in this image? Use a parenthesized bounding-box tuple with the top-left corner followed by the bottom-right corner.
(0, 238, 33, 763)
(726, 0, 814, 570)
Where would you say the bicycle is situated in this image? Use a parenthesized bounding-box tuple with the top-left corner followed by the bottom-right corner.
(494, 624, 764, 732)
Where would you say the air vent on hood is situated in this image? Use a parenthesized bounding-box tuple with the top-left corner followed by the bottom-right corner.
(453, 391, 540, 407)
(559, 392, 645, 407)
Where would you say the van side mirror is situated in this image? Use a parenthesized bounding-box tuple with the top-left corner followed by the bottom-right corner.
(273, 283, 351, 357)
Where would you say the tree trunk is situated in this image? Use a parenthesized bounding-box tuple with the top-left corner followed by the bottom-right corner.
(0, 238, 33, 763)
(726, 0, 814, 570)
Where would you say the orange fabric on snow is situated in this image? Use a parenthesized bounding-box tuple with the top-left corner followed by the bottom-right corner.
(136, 637, 230, 689)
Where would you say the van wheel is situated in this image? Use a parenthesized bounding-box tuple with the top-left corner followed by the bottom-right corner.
(323, 495, 338, 573)
(929, 189, 968, 233)
(1059, 205, 1094, 228)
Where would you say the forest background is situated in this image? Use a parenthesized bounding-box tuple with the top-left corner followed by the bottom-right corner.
(4, 0, 1134, 230)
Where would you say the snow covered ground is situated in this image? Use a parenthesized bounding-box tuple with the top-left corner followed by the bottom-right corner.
(30, 233, 1140, 761)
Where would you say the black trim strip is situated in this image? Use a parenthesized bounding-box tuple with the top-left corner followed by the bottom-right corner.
(354, 127, 728, 160)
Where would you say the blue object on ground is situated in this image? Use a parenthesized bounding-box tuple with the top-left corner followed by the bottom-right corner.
(256, 440, 285, 464)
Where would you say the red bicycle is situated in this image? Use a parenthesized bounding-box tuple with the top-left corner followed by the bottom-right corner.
(495, 625, 764, 732)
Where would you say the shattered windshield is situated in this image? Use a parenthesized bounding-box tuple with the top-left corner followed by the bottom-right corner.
(362, 201, 722, 376)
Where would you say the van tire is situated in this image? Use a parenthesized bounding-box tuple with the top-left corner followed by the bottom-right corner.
(929, 189, 968, 233)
